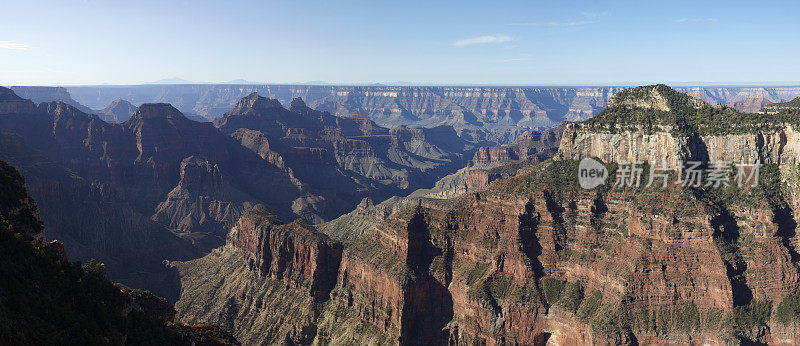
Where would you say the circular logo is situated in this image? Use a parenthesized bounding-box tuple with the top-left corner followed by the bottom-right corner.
(578, 158, 608, 189)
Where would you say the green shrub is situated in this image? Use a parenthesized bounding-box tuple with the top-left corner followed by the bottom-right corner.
(557, 281, 584, 313)
(776, 291, 800, 323)
(541, 277, 566, 307)
(732, 300, 772, 331)
(577, 290, 602, 321)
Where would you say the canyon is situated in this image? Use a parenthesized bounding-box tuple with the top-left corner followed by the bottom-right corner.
(30, 84, 800, 142)
(0, 157, 238, 345)
(0, 87, 477, 300)
(171, 85, 800, 345)
(6, 83, 800, 344)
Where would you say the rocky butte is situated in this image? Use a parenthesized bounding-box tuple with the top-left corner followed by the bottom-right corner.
(171, 85, 800, 345)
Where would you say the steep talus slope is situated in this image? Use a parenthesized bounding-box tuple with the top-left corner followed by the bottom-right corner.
(0, 158, 238, 345)
(175, 85, 800, 345)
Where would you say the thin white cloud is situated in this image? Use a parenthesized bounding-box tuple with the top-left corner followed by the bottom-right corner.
(581, 11, 609, 18)
(673, 18, 718, 23)
(0, 41, 29, 50)
(451, 35, 513, 47)
(511, 20, 595, 27)
(503, 56, 533, 63)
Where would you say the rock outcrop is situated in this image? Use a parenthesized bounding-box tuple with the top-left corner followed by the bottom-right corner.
(225, 205, 343, 301)
(98, 98, 137, 122)
(471, 122, 565, 166)
(558, 86, 800, 169)
(174, 205, 344, 344)
(151, 156, 257, 243)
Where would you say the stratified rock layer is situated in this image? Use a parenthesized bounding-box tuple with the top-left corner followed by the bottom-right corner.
(174, 85, 800, 345)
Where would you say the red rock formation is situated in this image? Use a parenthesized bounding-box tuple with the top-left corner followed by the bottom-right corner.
(226, 205, 343, 301)
(471, 123, 565, 165)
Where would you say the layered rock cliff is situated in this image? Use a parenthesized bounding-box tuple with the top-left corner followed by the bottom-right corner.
(174, 205, 344, 344)
(472, 122, 565, 166)
(558, 85, 800, 169)
(173, 85, 800, 345)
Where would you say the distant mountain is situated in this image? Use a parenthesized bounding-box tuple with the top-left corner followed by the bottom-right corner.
(148, 78, 198, 84)
(97, 98, 136, 122)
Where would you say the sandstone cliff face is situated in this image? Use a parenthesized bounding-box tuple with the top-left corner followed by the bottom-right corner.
(558, 125, 689, 168)
(175, 206, 345, 344)
(225, 206, 343, 301)
(559, 123, 800, 169)
(558, 85, 800, 169)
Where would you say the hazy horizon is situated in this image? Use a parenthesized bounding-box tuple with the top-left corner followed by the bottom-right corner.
(8, 80, 800, 88)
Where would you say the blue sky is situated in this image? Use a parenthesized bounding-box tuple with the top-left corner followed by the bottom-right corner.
(1, 0, 799, 86)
